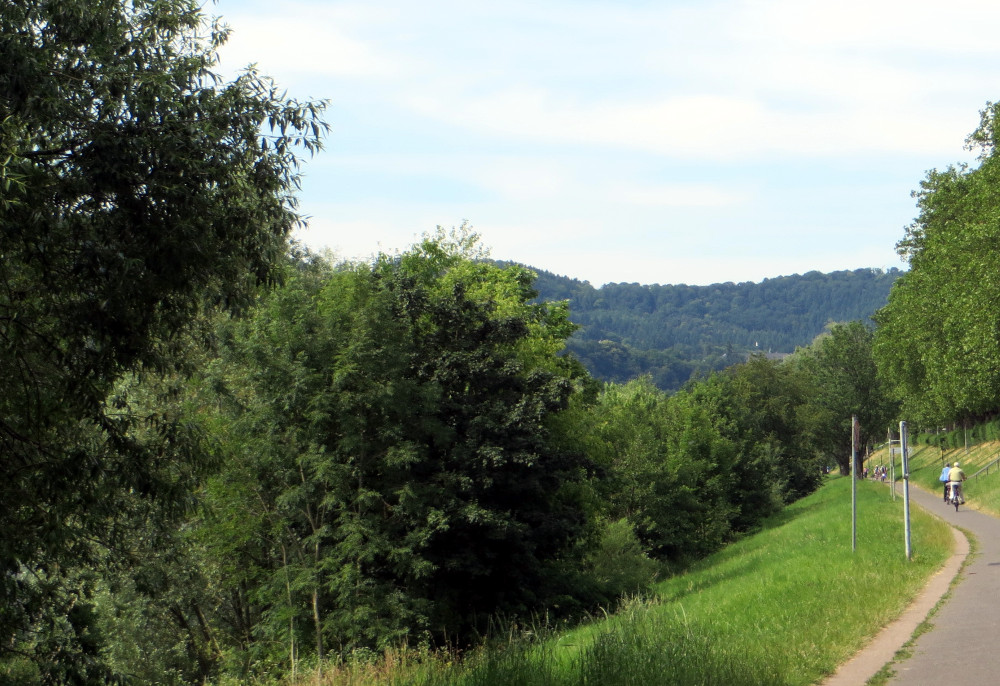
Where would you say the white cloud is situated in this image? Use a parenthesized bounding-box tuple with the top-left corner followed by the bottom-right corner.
(464, 158, 573, 202)
(736, 0, 1000, 54)
(608, 183, 750, 208)
(215, 0, 999, 286)
(218, 0, 998, 160)
(403, 88, 968, 159)
(216, 3, 404, 79)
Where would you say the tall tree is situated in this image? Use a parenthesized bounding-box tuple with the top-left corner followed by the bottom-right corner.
(194, 233, 591, 665)
(874, 101, 1000, 425)
(799, 322, 899, 474)
(0, 0, 325, 675)
(697, 356, 821, 518)
(580, 374, 776, 566)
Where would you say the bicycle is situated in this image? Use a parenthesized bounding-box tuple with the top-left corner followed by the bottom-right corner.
(947, 481, 964, 511)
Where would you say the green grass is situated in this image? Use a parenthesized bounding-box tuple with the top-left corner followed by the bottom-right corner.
(879, 439, 1000, 516)
(304, 475, 953, 686)
(544, 475, 952, 686)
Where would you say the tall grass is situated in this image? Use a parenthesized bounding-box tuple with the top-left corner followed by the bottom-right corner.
(286, 475, 953, 686)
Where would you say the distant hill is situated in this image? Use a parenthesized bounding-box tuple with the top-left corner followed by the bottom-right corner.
(516, 266, 903, 391)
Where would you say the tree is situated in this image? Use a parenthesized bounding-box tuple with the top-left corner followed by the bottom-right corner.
(582, 377, 680, 550)
(666, 355, 820, 532)
(0, 0, 326, 675)
(192, 233, 592, 665)
(799, 322, 899, 474)
(580, 375, 758, 566)
(874, 103, 1000, 426)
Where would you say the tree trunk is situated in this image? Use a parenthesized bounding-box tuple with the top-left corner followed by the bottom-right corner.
(281, 543, 297, 679)
(312, 587, 324, 674)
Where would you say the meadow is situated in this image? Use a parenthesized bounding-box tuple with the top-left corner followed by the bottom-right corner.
(287, 474, 953, 686)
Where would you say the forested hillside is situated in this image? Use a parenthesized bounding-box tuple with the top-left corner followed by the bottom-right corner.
(523, 267, 902, 390)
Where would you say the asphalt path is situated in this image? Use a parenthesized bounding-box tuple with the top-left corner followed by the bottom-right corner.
(824, 480, 1000, 685)
(882, 482, 1000, 685)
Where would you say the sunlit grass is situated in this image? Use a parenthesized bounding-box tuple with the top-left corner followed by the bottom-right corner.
(879, 438, 1000, 516)
(542, 476, 952, 686)
(284, 475, 952, 686)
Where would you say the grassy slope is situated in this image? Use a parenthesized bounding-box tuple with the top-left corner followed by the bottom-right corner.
(325, 475, 953, 686)
(541, 475, 952, 686)
(874, 438, 1000, 515)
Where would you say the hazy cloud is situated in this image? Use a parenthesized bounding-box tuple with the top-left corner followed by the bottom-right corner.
(217, 0, 999, 285)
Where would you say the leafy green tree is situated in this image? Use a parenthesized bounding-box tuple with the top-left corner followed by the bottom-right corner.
(798, 322, 899, 474)
(874, 103, 1000, 424)
(579, 518, 658, 599)
(582, 377, 676, 542)
(95, 513, 226, 684)
(679, 370, 783, 530)
(194, 233, 591, 668)
(655, 389, 740, 558)
(580, 376, 742, 566)
(0, 0, 325, 675)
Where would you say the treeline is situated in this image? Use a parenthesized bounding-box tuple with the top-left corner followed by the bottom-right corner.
(4, 214, 897, 682)
(873, 101, 1000, 430)
(522, 266, 901, 391)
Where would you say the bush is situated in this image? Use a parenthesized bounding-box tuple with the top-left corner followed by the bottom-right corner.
(583, 519, 659, 600)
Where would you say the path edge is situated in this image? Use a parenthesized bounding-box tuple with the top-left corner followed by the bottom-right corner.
(819, 519, 968, 686)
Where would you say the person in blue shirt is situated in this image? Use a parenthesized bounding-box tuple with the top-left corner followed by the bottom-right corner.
(940, 463, 951, 502)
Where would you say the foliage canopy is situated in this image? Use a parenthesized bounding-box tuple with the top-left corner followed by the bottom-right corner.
(874, 102, 1000, 425)
(0, 0, 325, 676)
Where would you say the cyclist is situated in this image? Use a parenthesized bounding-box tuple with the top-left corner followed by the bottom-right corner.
(940, 462, 951, 502)
(947, 462, 967, 505)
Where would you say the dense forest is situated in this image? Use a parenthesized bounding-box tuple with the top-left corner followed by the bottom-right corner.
(523, 266, 902, 390)
(5, 2, 1000, 684)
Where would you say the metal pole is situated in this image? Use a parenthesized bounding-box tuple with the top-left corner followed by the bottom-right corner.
(901, 420, 912, 560)
(885, 426, 896, 500)
(852, 415, 858, 552)
(889, 435, 897, 500)
(889, 441, 902, 501)
(891, 440, 896, 500)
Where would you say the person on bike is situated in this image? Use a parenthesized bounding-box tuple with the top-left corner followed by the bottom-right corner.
(947, 462, 967, 504)
(940, 462, 951, 502)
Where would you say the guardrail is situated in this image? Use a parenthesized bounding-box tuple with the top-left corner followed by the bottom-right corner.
(971, 455, 1000, 479)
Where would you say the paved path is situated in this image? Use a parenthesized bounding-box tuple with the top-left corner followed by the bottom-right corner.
(883, 483, 1000, 685)
(825, 481, 1000, 685)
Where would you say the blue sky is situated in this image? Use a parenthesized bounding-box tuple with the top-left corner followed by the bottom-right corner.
(215, 0, 1000, 286)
